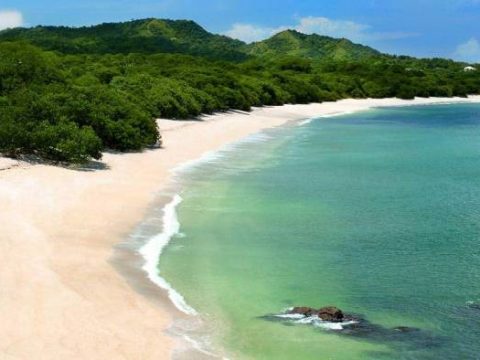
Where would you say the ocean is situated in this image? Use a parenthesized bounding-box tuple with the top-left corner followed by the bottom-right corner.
(144, 103, 480, 359)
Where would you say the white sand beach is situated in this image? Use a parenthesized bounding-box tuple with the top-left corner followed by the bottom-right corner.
(1, 97, 479, 359)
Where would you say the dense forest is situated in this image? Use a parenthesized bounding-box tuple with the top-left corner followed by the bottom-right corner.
(0, 19, 479, 163)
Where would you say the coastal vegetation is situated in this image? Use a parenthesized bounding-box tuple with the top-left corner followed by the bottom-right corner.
(0, 19, 479, 163)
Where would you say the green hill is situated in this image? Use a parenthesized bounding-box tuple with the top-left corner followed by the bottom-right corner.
(0, 18, 248, 61)
(245, 30, 381, 61)
(0, 19, 381, 62)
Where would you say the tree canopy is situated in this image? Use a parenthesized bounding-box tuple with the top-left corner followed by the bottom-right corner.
(0, 19, 479, 163)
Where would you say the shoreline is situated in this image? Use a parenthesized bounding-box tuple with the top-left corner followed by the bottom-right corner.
(1, 97, 480, 359)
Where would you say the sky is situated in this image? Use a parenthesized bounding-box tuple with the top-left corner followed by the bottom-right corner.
(1, 0, 480, 63)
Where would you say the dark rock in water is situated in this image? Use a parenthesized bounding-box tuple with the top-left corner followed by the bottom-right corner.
(262, 307, 441, 352)
(288, 307, 318, 317)
(288, 306, 344, 322)
(318, 306, 344, 322)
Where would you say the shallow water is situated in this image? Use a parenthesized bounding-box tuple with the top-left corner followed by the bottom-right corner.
(159, 104, 480, 359)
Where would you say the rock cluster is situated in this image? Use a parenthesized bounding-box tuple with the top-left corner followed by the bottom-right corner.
(289, 306, 344, 322)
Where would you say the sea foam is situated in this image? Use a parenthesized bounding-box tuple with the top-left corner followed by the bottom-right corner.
(173, 132, 273, 174)
(139, 128, 277, 317)
(139, 194, 198, 315)
(272, 311, 358, 331)
(298, 110, 360, 126)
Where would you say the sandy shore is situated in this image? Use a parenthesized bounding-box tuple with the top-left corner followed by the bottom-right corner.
(1, 97, 479, 359)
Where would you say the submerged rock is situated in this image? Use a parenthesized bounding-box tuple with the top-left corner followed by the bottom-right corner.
(466, 301, 480, 310)
(265, 307, 428, 339)
(288, 306, 344, 322)
(262, 306, 440, 352)
(288, 307, 318, 317)
(392, 326, 419, 333)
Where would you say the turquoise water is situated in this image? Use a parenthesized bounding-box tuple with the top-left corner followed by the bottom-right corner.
(160, 104, 480, 359)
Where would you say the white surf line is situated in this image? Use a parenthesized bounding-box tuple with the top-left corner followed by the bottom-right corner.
(299, 97, 480, 127)
(298, 109, 369, 126)
(139, 125, 279, 313)
(139, 194, 198, 315)
(137, 130, 278, 343)
(173, 131, 274, 175)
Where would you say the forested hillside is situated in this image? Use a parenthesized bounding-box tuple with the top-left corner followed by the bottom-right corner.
(0, 19, 248, 61)
(0, 19, 479, 163)
(245, 30, 380, 61)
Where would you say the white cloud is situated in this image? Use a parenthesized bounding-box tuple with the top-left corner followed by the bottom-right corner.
(223, 16, 416, 44)
(299, 17, 416, 42)
(295, 16, 368, 41)
(224, 23, 279, 44)
(453, 38, 480, 63)
(0, 10, 24, 31)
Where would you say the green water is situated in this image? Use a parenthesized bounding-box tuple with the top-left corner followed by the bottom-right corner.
(160, 104, 480, 359)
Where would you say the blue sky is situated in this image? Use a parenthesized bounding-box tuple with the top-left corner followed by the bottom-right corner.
(1, 0, 480, 62)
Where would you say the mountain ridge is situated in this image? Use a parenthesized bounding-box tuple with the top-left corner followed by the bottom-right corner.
(0, 18, 382, 62)
(0, 18, 249, 61)
(244, 29, 381, 61)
